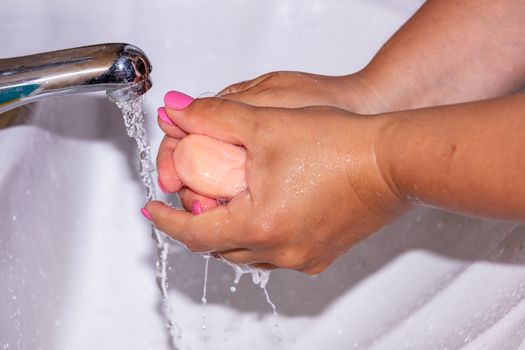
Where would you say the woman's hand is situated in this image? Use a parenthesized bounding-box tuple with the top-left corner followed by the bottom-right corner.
(156, 71, 382, 212)
(218, 71, 380, 113)
(146, 93, 408, 274)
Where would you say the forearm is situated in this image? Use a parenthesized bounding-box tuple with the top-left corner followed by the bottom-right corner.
(377, 92, 525, 221)
(348, 0, 525, 113)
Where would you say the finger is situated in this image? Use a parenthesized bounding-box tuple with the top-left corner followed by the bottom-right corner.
(157, 136, 184, 193)
(165, 93, 260, 145)
(214, 248, 266, 265)
(157, 107, 187, 138)
(250, 263, 278, 270)
(217, 81, 251, 96)
(217, 72, 274, 96)
(178, 187, 218, 213)
(220, 90, 277, 108)
(145, 200, 247, 252)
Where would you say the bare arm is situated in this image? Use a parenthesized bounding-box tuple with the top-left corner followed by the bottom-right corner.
(378, 92, 525, 221)
(147, 91, 524, 273)
(216, 1, 525, 114)
(352, 0, 525, 112)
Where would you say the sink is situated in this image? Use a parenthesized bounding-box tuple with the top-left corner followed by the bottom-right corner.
(1, 1, 524, 349)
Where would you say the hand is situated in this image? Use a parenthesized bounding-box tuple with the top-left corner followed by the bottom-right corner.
(218, 71, 380, 113)
(146, 93, 408, 274)
(156, 71, 382, 212)
(157, 92, 246, 214)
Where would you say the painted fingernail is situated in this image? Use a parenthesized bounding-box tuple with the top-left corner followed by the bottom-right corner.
(157, 176, 169, 194)
(164, 91, 194, 110)
(157, 107, 175, 126)
(140, 207, 152, 222)
(191, 200, 202, 215)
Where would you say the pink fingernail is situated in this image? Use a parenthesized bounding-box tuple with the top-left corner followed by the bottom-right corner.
(164, 91, 194, 110)
(157, 176, 169, 194)
(157, 107, 175, 126)
(140, 208, 152, 222)
(191, 200, 202, 215)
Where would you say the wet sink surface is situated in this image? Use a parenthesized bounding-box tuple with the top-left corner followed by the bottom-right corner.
(1, 1, 525, 349)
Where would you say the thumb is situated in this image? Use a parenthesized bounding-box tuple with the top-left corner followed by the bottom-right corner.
(164, 90, 258, 145)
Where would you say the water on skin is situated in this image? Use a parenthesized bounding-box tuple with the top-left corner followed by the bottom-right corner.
(117, 96, 280, 347)
(115, 97, 182, 350)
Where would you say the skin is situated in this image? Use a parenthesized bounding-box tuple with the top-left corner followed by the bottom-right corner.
(173, 134, 246, 198)
(151, 98, 407, 274)
(148, 94, 525, 274)
(149, 0, 525, 273)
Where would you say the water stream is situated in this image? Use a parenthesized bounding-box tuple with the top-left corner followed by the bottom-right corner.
(115, 96, 280, 349)
(115, 96, 182, 349)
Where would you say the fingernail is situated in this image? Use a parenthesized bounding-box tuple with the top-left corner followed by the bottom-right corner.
(140, 207, 152, 222)
(157, 107, 175, 126)
(191, 200, 202, 215)
(164, 91, 194, 110)
(157, 176, 169, 194)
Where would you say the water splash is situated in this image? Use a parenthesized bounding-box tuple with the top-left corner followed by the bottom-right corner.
(115, 96, 182, 350)
(222, 259, 278, 314)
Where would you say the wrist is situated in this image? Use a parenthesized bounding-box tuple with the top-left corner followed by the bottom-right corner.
(340, 68, 427, 114)
(374, 110, 428, 208)
(338, 71, 394, 115)
(343, 114, 411, 218)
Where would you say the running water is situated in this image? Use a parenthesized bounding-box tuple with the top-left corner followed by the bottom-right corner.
(116, 96, 280, 348)
(201, 254, 210, 305)
(115, 96, 182, 350)
(223, 260, 278, 317)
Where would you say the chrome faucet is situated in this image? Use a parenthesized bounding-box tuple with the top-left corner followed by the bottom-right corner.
(0, 43, 152, 115)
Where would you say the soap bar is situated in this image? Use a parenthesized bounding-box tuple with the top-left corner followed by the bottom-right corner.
(173, 134, 247, 198)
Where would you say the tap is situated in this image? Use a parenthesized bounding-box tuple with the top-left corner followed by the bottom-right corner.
(0, 43, 152, 115)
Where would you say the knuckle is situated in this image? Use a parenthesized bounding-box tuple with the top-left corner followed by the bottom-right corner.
(300, 256, 332, 275)
(237, 79, 255, 91)
(258, 71, 279, 83)
(301, 263, 328, 275)
(275, 248, 310, 270)
(225, 82, 246, 94)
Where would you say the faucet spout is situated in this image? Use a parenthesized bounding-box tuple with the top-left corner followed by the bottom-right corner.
(0, 43, 152, 114)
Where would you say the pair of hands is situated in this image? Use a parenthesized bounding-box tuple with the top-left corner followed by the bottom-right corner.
(146, 72, 407, 274)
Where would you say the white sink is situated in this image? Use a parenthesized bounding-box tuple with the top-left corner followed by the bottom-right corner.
(1, 1, 524, 349)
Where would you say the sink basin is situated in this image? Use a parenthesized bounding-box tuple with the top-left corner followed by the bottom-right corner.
(1, 1, 524, 349)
